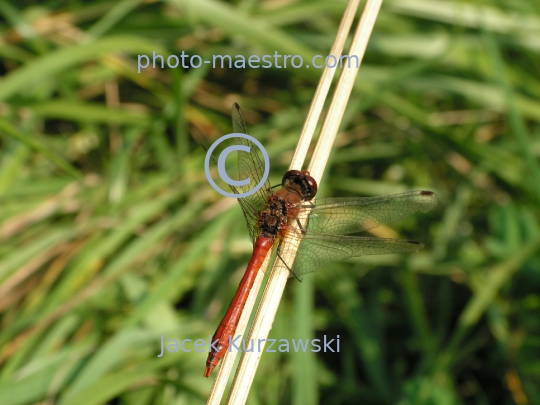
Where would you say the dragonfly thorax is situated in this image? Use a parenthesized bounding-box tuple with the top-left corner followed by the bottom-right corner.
(258, 196, 292, 238)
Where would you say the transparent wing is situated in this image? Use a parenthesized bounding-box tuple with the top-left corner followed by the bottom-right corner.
(284, 234, 425, 277)
(280, 190, 438, 277)
(296, 191, 438, 236)
(229, 103, 272, 243)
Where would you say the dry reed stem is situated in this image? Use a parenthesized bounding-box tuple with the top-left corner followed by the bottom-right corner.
(221, 0, 384, 404)
(289, 0, 362, 170)
(309, 0, 383, 181)
(206, 259, 268, 405)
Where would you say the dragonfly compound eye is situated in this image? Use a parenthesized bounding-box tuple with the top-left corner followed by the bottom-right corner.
(282, 170, 318, 200)
(282, 170, 302, 185)
(304, 175, 318, 200)
(298, 171, 317, 200)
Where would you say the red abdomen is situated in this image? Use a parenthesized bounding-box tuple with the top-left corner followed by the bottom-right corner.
(204, 236, 273, 377)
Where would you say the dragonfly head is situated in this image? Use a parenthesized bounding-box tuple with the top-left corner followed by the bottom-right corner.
(282, 170, 318, 200)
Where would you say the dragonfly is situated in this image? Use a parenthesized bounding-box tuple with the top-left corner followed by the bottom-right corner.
(204, 103, 438, 377)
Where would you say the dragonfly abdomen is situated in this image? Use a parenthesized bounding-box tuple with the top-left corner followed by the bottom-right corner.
(204, 236, 273, 377)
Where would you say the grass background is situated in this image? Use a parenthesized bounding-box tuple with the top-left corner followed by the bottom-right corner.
(1, 0, 540, 404)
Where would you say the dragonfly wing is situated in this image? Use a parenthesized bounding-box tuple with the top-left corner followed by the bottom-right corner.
(296, 191, 438, 236)
(286, 234, 425, 277)
(230, 103, 272, 243)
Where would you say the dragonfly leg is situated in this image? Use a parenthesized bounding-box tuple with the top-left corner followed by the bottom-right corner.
(295, 219, 308, 235)
(276, 240, 301, 282)
(295, 200, 314, 235)
(299, 201, 315, 209)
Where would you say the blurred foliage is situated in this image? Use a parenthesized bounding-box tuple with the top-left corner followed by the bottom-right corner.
(1, 0, 540, 404)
